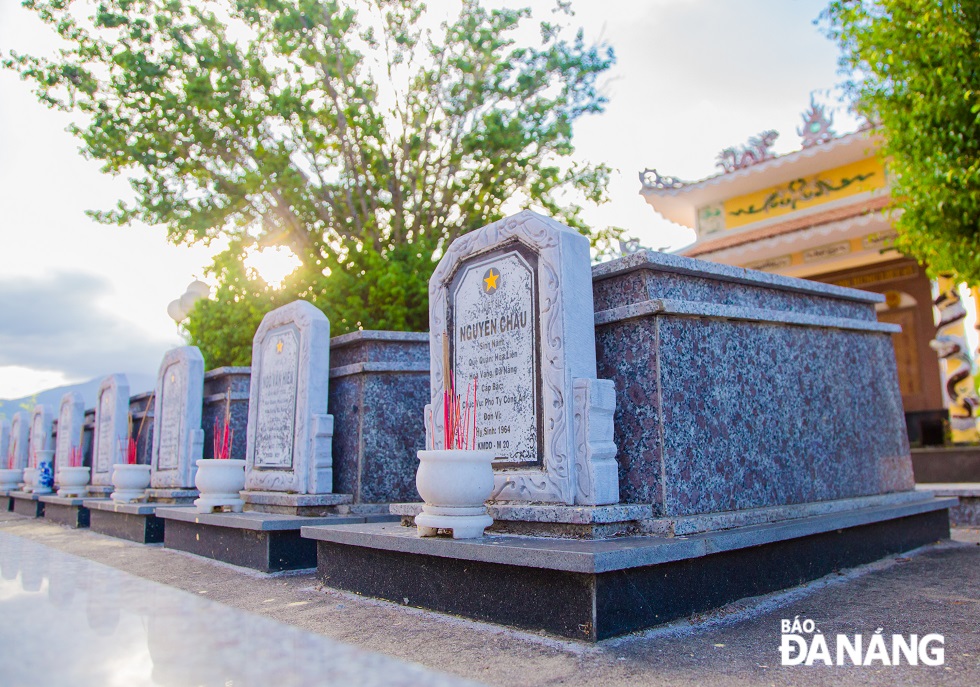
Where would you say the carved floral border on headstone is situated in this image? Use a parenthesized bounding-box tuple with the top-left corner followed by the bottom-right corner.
(7, 412, 29, 470)
(427, 210, 618, 506)
(91, 374, 130, 486)
(29, 404, 54, 465)
(244, 300, 334, 495)
(151, 346, 205, 489)
(55, 392, 85, 469)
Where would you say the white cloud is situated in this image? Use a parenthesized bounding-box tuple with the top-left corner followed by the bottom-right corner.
(0, 272, 177, 393)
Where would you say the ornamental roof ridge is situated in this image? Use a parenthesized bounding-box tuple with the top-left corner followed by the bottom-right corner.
(640, 128, 878, 197)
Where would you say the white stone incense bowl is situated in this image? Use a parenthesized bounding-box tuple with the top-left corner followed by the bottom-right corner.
(193, 459, 246, 513)
(111, 464, 151, 502)
(56, 466, 91, 498)
(0, 468, 24, 492)
(415, 449, 494, 539)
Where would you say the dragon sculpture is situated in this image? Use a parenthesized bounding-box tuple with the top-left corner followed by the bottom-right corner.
(930, 282, 980, 441)
(715, 130, 779, 173)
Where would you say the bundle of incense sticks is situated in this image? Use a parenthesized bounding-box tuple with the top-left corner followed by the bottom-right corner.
(6, 450, 13, 470)
(123, 397, 154, 466)
(213, 390, 234, 459)
(69, 445, 83, 468)
(444, 375, 478, 450)
(442, 332, 478, 450)
(213, 418, 234, 460)
(124, 437, 139, 465)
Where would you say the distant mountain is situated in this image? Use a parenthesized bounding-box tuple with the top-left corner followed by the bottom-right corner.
(0, 373, 157, 419)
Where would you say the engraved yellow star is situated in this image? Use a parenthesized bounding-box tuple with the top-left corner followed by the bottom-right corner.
(484, 268, 499, 293)
(276, 340, 283, 353)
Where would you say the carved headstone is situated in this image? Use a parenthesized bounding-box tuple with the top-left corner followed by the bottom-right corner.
(0, 419, 9, 468)
(91, 374, 131, 487)
(7, 412, 29, 470)
(29, 404, 54, 465)
(244, 300, 334, 495)
(55, 392, 85, 468)
(151, 346, 205, 489)
(427, 210, 618, 505)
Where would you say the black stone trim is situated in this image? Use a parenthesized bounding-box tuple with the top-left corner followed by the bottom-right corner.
(42, 502, 90, 529)
(163, 519, 316, 572)
(314, 510, 949, 641)
(90, 509, 165, 544)
(11, 495, 43, 518)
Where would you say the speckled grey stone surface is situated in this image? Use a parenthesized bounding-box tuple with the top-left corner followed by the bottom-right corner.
(37, 495, 87, 507)
(644, 490, 934, 536)
(157, 506, 369, 531)
(83, 498, 172, 516)
(916, 483, 980, 526)
(592, 250, 915, 518)
(592, 249, 882, 317)
(390, 502, 652, 523)
(329, 331, 429, 504)
(243, 491, 352, 507)
(201, 367, 251, 461)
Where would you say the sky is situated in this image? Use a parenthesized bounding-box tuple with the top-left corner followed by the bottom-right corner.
(0, 0, 860, 401)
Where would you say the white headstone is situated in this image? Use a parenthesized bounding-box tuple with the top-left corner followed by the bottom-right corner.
(55, 392, 85, 467)
(91, 374, 131, 486)
(29, 404, 54, 466)
(244, 300, 334, 494)
(7, 412, 29, 470)
(151, 346, 205, 488)
(427, 210, 618, 505)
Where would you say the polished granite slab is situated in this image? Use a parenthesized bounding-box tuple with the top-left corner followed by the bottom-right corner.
(0, 531, 480, 686)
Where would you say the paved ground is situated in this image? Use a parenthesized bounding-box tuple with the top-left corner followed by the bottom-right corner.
(1, 511, 978, 686)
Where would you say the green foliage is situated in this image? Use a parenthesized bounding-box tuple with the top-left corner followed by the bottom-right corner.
(824, 0, 980, 283)
(5, 0, 617, 367)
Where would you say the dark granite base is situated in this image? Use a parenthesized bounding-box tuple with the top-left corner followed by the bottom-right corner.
(10, 493, 44, 518)
(309, 506, 950, 641)
(89, 508, 165, 544)
(912, 446, 980, 483)
(158, 508, 398, 572)
(164, 519, 318, 572)
(40, 500, 90, 528)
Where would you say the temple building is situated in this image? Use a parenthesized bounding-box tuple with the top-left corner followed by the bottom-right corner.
(639, 102, 979, 446)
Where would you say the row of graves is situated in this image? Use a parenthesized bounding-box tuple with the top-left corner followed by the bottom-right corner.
(0, 212, 956, 641)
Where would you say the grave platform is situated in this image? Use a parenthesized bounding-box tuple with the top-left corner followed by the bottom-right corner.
(304, 494, 954, 641)
(9, 492, 44, 518)
(144, 488, 198, 504)
(391, 503, 654, 539)
(917, 483, 979, 526)
(38, 495, 89, 528)
(242, 491, 354, 517)
(1, 489, 14, 512)
(157, 507, 398, 572)
(83, 499, 181, 543)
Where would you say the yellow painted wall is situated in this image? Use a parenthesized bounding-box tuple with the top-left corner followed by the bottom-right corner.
(720, 157, 886, 230)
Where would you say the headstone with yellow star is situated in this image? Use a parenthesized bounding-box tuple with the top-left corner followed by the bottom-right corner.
(243, 300, 343, 508)
(427, 210, 619, 506)
(148, 345, 205, 492)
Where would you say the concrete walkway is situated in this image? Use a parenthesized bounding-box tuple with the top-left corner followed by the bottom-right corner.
(1, 511, 978, 686)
